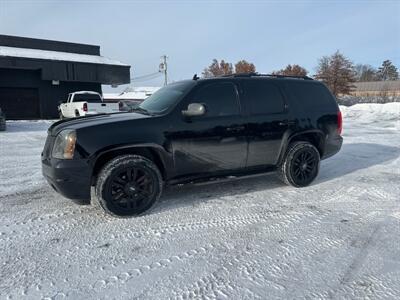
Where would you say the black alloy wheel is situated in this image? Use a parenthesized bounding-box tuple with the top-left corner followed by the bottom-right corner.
(279, 141, 320, 187)
(108, 166, 155, 211)
(290, 148, 318, 185)
(96, 155, 163, 216)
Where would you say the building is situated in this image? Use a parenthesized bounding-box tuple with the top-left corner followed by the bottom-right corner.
(0, 35, 130, 119)
(350, 81, 400, 97)
(103, 86, 160, 103)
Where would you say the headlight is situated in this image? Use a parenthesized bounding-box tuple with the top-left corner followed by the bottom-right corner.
(52, 130, 77, 159)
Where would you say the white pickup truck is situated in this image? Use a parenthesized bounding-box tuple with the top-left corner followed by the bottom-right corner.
(58, 91, 120, 119)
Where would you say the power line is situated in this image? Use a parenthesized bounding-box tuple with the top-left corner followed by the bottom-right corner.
(130, 55, 169, 84)
(131, 71, 162, 81)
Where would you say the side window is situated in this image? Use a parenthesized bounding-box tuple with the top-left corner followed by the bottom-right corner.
(192, 82, 239, 117)
(288, 82, 337, 111)
(243, 80, 285, 114)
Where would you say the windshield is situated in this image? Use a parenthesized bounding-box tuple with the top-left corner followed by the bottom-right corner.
(139, 81, 195, 114)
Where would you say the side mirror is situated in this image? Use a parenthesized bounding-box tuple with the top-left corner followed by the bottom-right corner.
(182, 103, 206, 117)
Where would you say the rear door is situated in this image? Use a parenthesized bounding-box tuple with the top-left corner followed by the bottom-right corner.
(241, 79, 290, 167)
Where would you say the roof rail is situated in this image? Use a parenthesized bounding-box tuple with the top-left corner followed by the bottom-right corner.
(219, 72, 313, 80)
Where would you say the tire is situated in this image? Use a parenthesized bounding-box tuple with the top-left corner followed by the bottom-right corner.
(75, 110, 80, 117)
(95, 155, 163, 217)
(279, 141, 320, 187)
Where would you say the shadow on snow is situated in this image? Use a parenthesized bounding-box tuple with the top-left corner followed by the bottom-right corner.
(153, 143, 400, 214)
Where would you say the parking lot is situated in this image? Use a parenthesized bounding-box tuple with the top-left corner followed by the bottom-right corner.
(0, 103, 399, 299)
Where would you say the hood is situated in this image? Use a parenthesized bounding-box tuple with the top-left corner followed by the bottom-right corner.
(48, 112, 151, 136)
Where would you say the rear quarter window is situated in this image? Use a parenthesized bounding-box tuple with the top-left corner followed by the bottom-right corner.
(284, 82, 337, 112)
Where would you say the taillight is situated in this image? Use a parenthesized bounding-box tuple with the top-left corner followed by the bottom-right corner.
(337, 110, 343, 135)
(83, 103, 88, 112)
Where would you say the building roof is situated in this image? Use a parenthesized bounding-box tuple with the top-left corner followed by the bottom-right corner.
(0, 46, 128, 66)
(354, 81, 400, 91)
(0, 34, 100, 55)
(0, 35, 131, 85)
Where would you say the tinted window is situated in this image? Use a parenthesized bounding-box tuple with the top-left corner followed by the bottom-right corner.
(140, 81, 195, 114)
(286, 82, 337, 111)
(192, 82, 239, 117)
(73, 94, 102, 103)
(243, 80, 285, 114)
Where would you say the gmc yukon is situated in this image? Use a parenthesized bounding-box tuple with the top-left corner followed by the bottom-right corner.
(42, 74, 343, 217)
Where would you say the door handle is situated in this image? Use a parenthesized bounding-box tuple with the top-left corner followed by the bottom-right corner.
(279, 120, 296, 126)
(226, 125, 245, 132)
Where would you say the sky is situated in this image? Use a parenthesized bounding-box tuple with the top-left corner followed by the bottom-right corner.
(0, 0, 399, 92)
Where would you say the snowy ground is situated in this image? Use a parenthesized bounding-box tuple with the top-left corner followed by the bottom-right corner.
(0, 104, 399, 299)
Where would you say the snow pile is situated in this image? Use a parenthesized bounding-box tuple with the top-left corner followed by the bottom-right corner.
(338, 95, 400, 106)
(340, 102, 400, 128)
(104, 87, 160, 101)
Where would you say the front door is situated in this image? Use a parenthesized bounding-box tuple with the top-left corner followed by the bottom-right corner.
(169, 81, 248, 178)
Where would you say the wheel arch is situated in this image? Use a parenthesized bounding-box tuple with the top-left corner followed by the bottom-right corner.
(278, 130, 325, 165)
(91, 144, 169, 185)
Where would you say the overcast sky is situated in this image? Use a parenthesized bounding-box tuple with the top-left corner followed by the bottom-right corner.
(1, 0, 399, 92)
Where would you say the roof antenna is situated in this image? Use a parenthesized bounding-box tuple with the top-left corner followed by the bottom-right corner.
(192, 74, 199, 80)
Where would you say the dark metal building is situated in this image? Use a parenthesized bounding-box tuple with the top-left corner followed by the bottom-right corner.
(0, 35, 130, 119)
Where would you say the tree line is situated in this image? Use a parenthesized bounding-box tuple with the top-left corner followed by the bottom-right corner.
(202, 52, 399, 97)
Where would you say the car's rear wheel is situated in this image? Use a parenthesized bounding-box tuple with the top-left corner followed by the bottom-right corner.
(279, 141, 320, 187)
(95, 155, 163, 217)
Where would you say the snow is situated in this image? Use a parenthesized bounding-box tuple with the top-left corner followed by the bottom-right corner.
(0, 46, 128, 66)
(104, 87, 160, 101)
(340, 103, 400, 129)
(0, 104, 399, 298)
(338, 95, 400, 106)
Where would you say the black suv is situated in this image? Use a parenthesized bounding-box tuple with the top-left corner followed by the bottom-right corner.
(42, 74, 343, 216)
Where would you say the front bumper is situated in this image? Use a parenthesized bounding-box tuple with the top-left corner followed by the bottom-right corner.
(42, 157, 92, 203)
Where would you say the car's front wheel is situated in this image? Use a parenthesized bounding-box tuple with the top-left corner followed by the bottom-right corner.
(279, 141, 320, 187)
(95, 155, 163, 217)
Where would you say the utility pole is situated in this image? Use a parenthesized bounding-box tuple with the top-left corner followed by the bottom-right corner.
(160, 55, 168, 86)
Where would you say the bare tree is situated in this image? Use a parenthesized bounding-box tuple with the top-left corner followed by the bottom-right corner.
(315, 51, 356, 97)
(235, 60, 256, 74)
(354, 64, 377, 82)
(202, 59, 233, 78)
(272, 64, 308, 77)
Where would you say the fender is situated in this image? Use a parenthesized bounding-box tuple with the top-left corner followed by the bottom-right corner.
(90, 143, 174, 179)
(276, 129, 325, 165)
